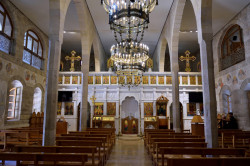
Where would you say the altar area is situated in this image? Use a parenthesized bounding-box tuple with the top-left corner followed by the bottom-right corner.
(57, 71, 204, 135)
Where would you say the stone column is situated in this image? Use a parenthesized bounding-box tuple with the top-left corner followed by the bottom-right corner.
(90, 104, 94, 128)
(172, 70, 181, 133)
(80, 53, 90, 131)
(171, 47, 181, 133)
(43, 36, 62, 146)
(200, 38, 218, 148)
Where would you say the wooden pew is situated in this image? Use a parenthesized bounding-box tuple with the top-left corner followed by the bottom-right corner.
(0, 129, 41, 150)
(158, 147, 246, 166)
(146, 134, 201, 150)
(152, 142, 207, 165)
(149, 138, 205, 154)
(56, 140, 105, 165)
(166, 157, 250, 166)
(13, 145, 100, 166)
(0, 152, 88, 166)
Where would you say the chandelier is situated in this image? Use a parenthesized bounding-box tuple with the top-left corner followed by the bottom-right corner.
(110, 40, 149, 75)
(101, 0, 158, 42)
(101, 0, 158, 76)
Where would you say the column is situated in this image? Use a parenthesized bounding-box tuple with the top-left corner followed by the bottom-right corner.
(90, 104, 94, 128)
(43, 36, 62, 146)
(80, 53, 90, 131)
(172, 70, 181, 133)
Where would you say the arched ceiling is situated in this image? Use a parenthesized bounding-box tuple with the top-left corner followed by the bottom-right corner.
(9, 0, 250, 56)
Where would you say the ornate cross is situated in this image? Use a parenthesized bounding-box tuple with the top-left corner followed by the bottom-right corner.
(179, 50, 196, 72)
(65, 50, 81, 72)
(90, 95, 96, 104)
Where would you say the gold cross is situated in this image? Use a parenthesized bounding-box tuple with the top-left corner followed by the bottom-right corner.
(179, 50, 196, 72)
(65, 50, 81, 72)
(90, 95, 96, 104)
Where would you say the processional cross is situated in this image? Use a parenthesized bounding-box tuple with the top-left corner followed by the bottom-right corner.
(179, 50, 196, 72)
(65, 50, 81, 72)
(90, 95, 96, 104)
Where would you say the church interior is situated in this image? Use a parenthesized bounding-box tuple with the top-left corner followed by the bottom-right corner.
(1, 0, 250, 165)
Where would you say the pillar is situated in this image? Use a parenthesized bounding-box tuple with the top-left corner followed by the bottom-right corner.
(171, 47, 181, 133)
(172, 70, 181, 133)
(43, 36, 62, 146)
(80, 53, 90, 131)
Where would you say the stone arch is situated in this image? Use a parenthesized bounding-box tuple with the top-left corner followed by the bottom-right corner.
(89, 44, 95, 72)
(33, 83, 45, 113)
(240, 78, 250, 91)
(92, 35, 102, 72)
(158, 37, 168, 72)
(167, 1, 186, 69)
(219, 85, 232, 114)
(5, 79, 24, 121)
(8, 75, 26, 89)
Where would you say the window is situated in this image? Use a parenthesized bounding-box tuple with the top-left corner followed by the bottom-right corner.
(32, 87, 42, 113)
(23, 30, 43, 70)
(8, 80, 23, 120)
(0, 3, 13, 54)
(220, 24, 245, 71)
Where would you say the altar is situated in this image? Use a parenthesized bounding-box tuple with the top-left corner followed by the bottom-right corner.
(58, 71, 203, 134)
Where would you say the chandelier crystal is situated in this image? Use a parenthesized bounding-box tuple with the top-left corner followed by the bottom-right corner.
(101, 0, 158, 76)
(110, 39, 149, 75)
(101, 0, 158, 42)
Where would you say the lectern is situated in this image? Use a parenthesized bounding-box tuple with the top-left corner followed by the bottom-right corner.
(191, 115, 204, 137)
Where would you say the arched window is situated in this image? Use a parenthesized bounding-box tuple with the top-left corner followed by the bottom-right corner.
(220, 24, 245, 71)
(222, 91, 232, 114)
(0, 3, 13, 54)
(32, 87, 42, 113)
(23, 30, 43, 70)
(8, 80, 23, 120)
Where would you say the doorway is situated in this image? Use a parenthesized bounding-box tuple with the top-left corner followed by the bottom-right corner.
(121, 97, 139, 134)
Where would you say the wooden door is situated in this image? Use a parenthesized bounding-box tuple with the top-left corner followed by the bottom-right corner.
(122, 116, 138, 134)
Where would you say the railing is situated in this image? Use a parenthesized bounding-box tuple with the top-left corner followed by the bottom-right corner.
(58, 72, 202, 86)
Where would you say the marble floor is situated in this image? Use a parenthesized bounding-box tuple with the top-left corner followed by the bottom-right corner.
(106, 135, 153, 166)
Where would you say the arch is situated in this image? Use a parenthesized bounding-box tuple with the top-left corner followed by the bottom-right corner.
(219, 24, 245, 71)
(89, 44, 95, 72)
(32, 87, 42, 113)
(219, 85, 232, 114)
(6, 80, 23, 120)
(121, 96, 139, 119)
(0, 2, 13, 54)
(240, 78, 250, 91)
(23, 29, 44, 70)
(158, 37, 168, 72)
(167, 0, 186, 70)
(8, 75, 26, 88)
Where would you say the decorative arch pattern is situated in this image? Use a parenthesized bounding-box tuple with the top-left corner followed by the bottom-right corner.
(220, 24, 245, 71)
(0, 2, 13, 54)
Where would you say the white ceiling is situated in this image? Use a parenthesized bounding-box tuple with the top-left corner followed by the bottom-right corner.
(9, 0, 250, 56)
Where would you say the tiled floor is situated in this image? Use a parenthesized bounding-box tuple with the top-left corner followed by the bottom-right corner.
(106, 135, 153, 166)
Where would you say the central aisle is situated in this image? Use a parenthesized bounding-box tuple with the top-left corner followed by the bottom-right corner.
(106, 134, 153, 166)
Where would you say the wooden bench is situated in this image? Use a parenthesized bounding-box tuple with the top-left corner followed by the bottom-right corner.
(56, 140, 105, 165)
(0, 152, 88, 166)
(166, 157, 250, 166)
(0, 129, 41, 150)
(149, 138, 205, 154)
(158, 147, 246, 166)
(13, 145, 100, 166)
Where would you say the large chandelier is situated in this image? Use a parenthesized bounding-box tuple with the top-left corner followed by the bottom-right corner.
(101, 0, 158, 42)
(101, 0, 158, 76)
(110, 39, 149, 75)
